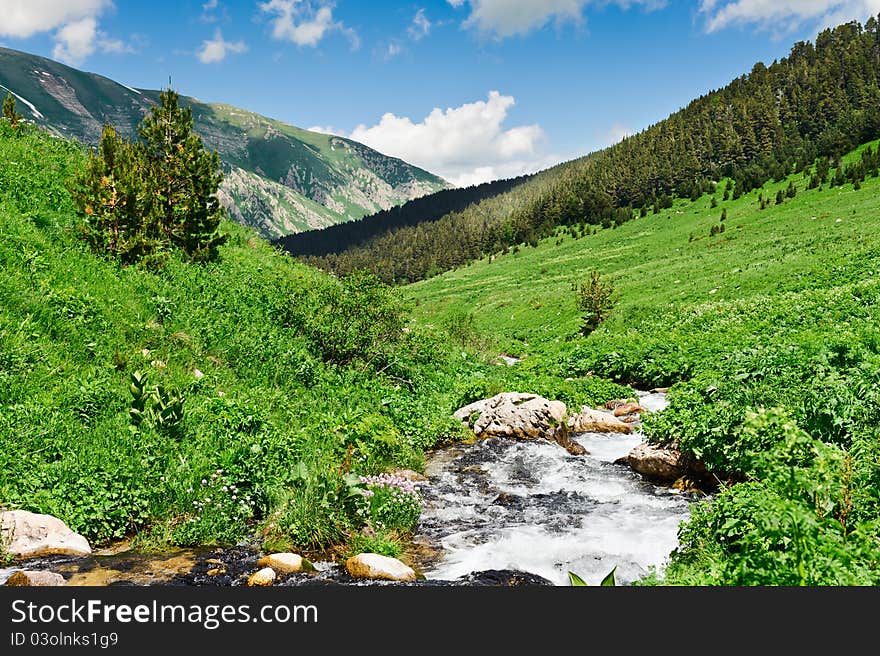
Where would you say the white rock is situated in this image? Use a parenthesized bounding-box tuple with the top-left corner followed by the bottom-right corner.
(247, 567, 276, 586)
(345, 553, 416, 582)
(1, 511, 91, 559)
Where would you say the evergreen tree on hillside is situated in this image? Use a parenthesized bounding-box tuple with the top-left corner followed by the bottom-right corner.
(138, 88, 226, 262)
(71, 125, 162, 264)
(72, 89, 227, 265)
(2, 92, 22, 130)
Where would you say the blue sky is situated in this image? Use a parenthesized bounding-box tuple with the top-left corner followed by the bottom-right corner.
(2, 1, 880, 185)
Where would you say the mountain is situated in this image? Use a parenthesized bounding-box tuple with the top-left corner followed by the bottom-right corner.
(0, 47, 450, 239)
(298, 17, 880, 284)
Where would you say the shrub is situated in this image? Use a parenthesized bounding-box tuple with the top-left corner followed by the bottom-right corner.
(573, 270, 615, 336)
(292, 270, 409, 368)
(443, 308, 480, 347)
(358, 473, 422, 533)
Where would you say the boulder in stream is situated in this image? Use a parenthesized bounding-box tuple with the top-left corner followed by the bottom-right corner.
(612, 403, 645, 417)
(345, 553, 417, 582)
(567, 407, 633, 434)
(257, 553, 311, 574)
(247, 567, 276, 586)
(454, 393, 587, 455)
(0, 510, 91, 559)
(626, 443, 687, 482)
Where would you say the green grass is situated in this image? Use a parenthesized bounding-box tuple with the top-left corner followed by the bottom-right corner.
(410, 140, 880, 356)
(5, 119, 880, 584)
(0, 121, 465, 553)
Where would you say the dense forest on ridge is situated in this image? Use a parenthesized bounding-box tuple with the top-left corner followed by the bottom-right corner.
(301, 18, 880, 284)
(277, 173, 533, 258)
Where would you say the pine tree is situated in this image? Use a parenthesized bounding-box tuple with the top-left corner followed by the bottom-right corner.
(2, 92, 23, 130)
(71, 125, 161, 263)
(138, 88, 226, 262)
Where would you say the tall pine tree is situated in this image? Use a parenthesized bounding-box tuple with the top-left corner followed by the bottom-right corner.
(138, 88, 226, 262)
(71, 125, 161, 263)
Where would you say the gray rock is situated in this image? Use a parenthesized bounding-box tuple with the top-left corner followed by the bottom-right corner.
(1, 510, 91, 559)
(454, 392, 586, 455)
(454, 393, 567, 440)
(627, 443, 687, 482)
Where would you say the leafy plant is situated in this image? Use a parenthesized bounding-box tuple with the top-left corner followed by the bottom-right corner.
(568, 566, 617, 586)
(128, 370, 184, 435)
(573, 270, 615, 336)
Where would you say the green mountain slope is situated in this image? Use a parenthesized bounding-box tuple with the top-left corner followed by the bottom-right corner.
(0, 47, 450, 238)
(306, 18, 880, 284)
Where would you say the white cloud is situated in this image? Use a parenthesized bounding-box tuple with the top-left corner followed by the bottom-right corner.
(448, 0, 666, 39)
(99, 36, 132, 54)
(0, 0, 134, 65)
(384, 41, 402, 60)
(700, 0, 880, 33)
(201, 0, 221, 22)
(347, 91, 554, 186)
(197, 30, 248, 63)
(259, 0, 359, 49)
(0, 0, 112, 38)
(408, 9, 432, 40)
(52, 18, 98, 64)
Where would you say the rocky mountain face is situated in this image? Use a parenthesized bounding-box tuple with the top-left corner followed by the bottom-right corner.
(0, 47, 450, 238)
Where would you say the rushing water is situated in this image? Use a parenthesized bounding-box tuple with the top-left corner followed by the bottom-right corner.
(415, 392, 693, 586)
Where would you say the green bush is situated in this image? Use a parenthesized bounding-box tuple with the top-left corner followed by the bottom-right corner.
(665, 408, 880, 585)
(289, 270, 408, 368)
(359, 473, 422, 533)
(573, 270, 615, 336)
